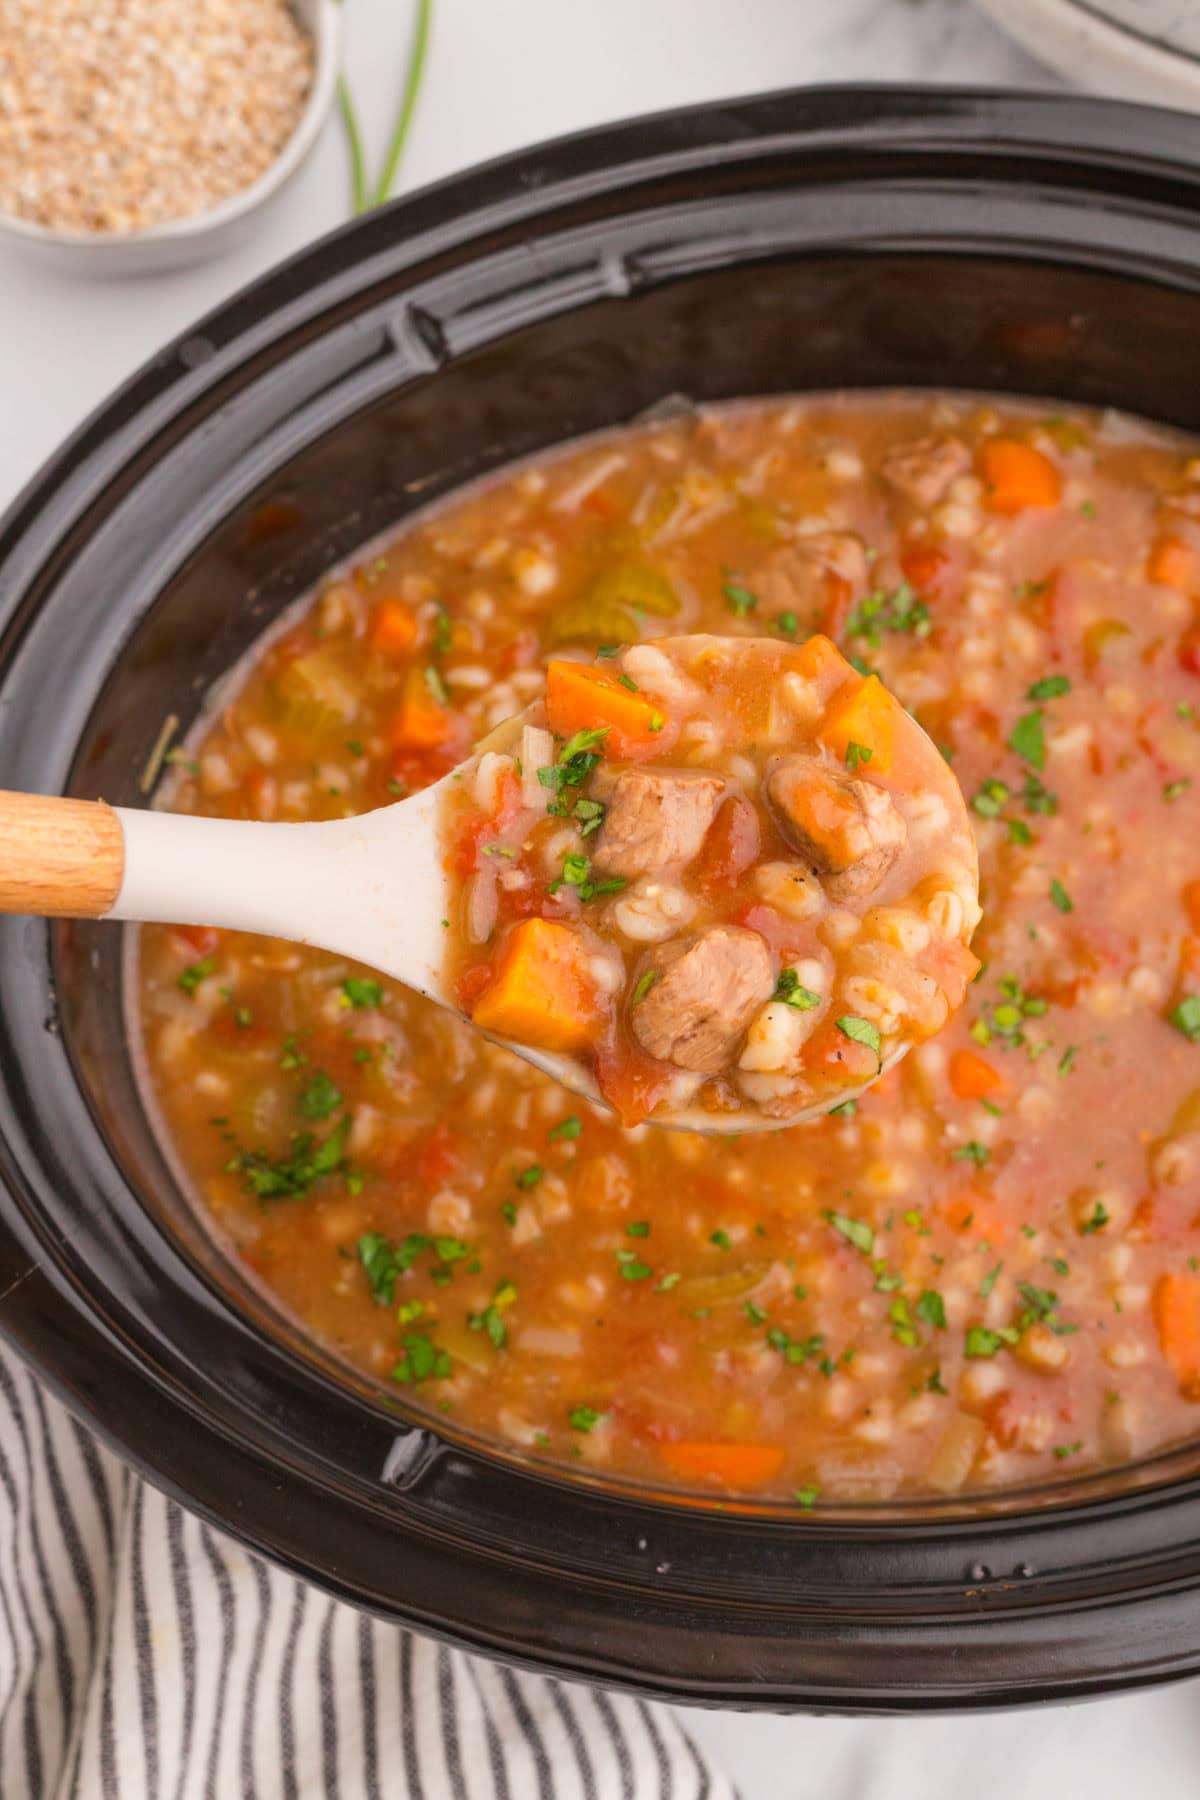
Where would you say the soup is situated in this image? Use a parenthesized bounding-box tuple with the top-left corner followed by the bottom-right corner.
(137, 394, 1200, 1504)
(441, 632, 980, 1127)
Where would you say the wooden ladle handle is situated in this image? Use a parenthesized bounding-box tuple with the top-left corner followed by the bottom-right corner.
(0, 790, 125, 918)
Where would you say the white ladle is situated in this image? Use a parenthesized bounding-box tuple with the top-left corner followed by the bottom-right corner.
(0, 695, 933, 1133)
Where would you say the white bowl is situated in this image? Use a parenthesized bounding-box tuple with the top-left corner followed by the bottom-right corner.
(974, 0, 1200, 105)
(0, 0, 341, 276)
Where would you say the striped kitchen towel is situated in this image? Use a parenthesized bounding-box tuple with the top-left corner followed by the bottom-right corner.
(0, 1344, 737, 1800)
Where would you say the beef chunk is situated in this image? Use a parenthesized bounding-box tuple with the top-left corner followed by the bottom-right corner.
(593, 767, 724, 879)
(767, 755, 907, 901)
(753, 532, 869, 619)
(880, 435, 971, 509)
(631, 926, 775, 1073)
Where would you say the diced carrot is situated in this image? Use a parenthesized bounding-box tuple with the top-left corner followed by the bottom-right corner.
(819, 673, 898, 776)
(1154, 1273, 1200, 1397)
(658, 1441, 785, 1490)
(1184, 882, 1200, 934)
(1147, 536, 1198, 592)
(390, 664, 453, 749)
(544, 660, 670, 759)
(471, 918, 601, 1056)
(791, 631, 856, 696)
(370, 598, 421, 656)
(943, 1193, 1008, 1244)
(949, 1048, 1006, 1102)
(980, 440, 1062, 514)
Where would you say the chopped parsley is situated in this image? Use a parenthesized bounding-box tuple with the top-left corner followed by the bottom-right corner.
(825, 1209, 874, 1255)
(845, 740, 873, 774)
(548, 1115, 582, 1142)
(980, 1262, 1003, 1299)
(971, 777, 1009, 819)
(280, 1033, 307, 1071)
(767, 1327, 824, 1366)
(1053, 1441, 1083, 1460)
(342, 977, 383, 1009)
(916, 1289, 947, 1330)
(615, 1248, 653, 1281)
(572, 797, 606, 836)
(1027, 674, 1071, 701)
(392, 1334, 451, 1385)
(772, 610, 799, 637)
(722, 578, 758, 617)
(625, 1220, 651, 1237)
(793, 1484, 820, 1508)
(550, 850, 626, 903)
(299, 1071, 343, 1120)
(514, 1166, 543, 1189)
(1164, 778, 1191, 803)
(177, 957, 215, 995)
(228, 1116, 350, 1202)
(1080, 1200, 1109, 1235)
(469, 1280, 517, 1349)
(889, 1296, 918, 1346)
(538, 727, 609, 814)
(953, 1140, 991, 1167)
(631, 969, 661, 1005)
(709, 1229, 732, 1251)
(423, 664, 449, 707)
(1169, 995, 1200, 1043)
(1021, 772, 1058, 815)
(845, 583, 930, 645)
(1050, 878, 1073, 914)
(836, 1015, 882, 1065)
(829, 1097, 858, 1118)
(569, 1406, 603, 1433)
(500, 1200, 517, 1226)
(1009, 709, 1046, 770)
(744, 1300, 767, 1326)
(774, 968, 821, 1009)
(965, 1324, 1020, 1358)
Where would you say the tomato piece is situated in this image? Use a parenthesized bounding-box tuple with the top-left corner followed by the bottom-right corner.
(901, 544, 956, 602)
(174, 924, 221, 956)
(695, 795, 760, 890)
(594, 1041, 675, 1128)
(416, 1121, 459, 1187)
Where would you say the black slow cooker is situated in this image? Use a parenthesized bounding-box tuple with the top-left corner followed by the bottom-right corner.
(4, 86, 1200, 1710)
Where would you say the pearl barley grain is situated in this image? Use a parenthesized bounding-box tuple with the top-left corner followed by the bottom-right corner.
(0, 0, 313, 233)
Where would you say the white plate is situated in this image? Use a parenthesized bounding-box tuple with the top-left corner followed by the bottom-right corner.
(974, 0, 1200, 104)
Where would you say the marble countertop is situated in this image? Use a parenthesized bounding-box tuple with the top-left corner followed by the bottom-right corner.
(1, 4, 1195, 1797)
(0, 0, 1058, 513)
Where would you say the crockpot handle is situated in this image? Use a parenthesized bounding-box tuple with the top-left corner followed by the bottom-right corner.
(0, 791, 125, 918)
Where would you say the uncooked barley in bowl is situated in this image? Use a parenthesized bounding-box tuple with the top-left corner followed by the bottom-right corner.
(0, 0, 314, 234)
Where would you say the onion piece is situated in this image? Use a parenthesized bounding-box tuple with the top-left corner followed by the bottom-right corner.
(466, 866, 499, 945)
(520, 725, 554, 809)
(516, 1326, 583, 1357)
